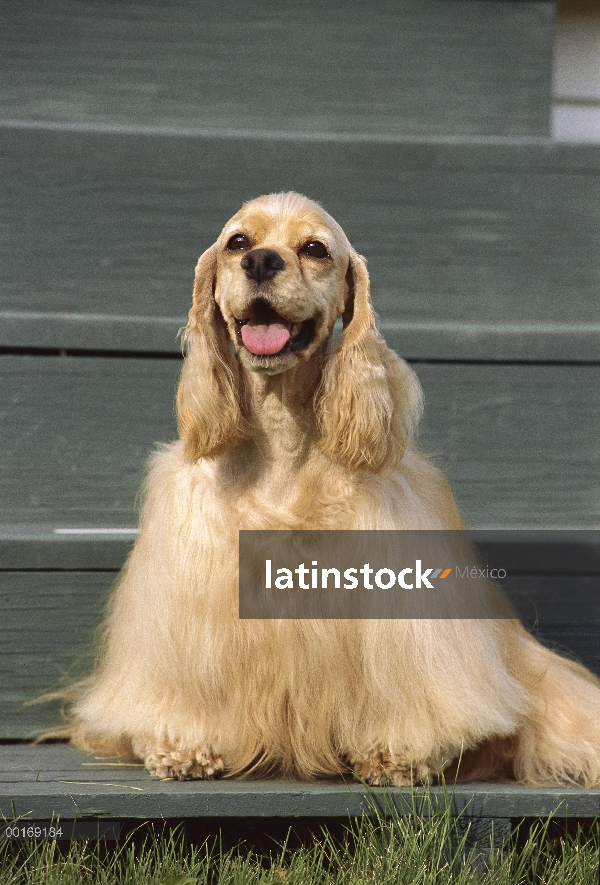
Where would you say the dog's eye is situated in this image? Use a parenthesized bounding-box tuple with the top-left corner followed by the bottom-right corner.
(301, 241, 329, 259)
(226, 234, 250, 251)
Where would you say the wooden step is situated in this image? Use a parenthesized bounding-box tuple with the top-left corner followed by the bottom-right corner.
(2, 131, 600, 360)
(1, 744, 599, 822)
(1, 356, 597, 529)
(1, 1, 553, 138)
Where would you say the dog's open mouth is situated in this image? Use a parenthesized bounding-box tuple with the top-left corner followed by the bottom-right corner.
(234, 300, 315, 357)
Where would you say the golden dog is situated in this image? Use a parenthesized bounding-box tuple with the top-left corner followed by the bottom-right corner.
(69, 192, 600, 785)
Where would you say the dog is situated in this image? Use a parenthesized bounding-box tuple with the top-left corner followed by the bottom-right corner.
(68, 191, 600, 786)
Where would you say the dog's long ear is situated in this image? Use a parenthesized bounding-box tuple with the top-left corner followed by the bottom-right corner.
(315, 251, 422, 472)
(177, 244, 248, 460)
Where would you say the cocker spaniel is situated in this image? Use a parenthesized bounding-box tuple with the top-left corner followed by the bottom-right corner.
(69, 192, 600, 786)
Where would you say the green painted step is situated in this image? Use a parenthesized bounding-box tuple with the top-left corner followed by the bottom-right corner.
(2, 132, 600, 359)
(0, 0, 553, 138)
(1, 357, 597, 529)
(1, 745, 599, 822)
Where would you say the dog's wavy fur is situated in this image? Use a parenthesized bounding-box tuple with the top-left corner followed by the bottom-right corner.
(68, 192, 600, 786)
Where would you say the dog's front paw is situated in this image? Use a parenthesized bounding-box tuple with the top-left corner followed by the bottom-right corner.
(143, 747, 225, 781)
(349, 751, 431, 787)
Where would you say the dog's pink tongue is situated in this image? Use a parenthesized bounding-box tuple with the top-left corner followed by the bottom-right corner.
(241, 322, 290, 355)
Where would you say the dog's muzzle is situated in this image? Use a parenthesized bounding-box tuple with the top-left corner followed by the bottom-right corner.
(234, 298, 315, 357)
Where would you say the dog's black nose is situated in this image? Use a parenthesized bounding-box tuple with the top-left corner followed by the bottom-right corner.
(241, 249, 285, 283)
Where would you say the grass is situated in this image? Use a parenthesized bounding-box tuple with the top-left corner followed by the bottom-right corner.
(0, 802, 598, 885)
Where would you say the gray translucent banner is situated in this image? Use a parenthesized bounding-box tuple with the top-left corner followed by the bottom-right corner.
(238, 530, 600, 619)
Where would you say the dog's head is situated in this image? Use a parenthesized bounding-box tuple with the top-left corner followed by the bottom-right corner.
(213, 191, 351, 375)
(177, 192, 421, 470)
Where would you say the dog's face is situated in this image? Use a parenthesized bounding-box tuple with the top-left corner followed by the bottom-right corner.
(213, 193, 351, 374)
